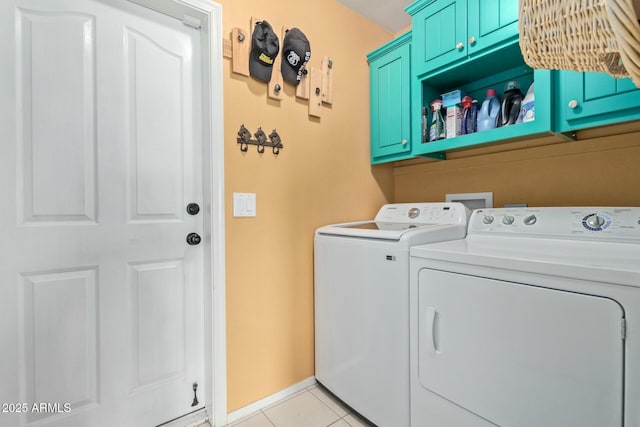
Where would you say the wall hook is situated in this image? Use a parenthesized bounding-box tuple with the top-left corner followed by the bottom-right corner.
(254, 127, 267, 154)
(269, 130, 282, 155)
(237, 124, 251, 152)
(236, 125, 284, 155)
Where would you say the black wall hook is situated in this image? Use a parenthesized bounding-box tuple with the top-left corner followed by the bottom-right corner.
(254, 128, 267, 154)
(237, 124, 251, 152)
(236, 125, 284, 155)
(269, 130, 282, 155)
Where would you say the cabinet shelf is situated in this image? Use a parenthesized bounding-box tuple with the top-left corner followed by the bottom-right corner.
(411, 42, 553, 159)
(415, 119, 552, 156)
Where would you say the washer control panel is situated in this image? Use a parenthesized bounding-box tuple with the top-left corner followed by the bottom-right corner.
(470, 207, 640, 241)
(374, 202, 470, 225)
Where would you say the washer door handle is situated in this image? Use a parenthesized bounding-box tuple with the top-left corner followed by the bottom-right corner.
(426, 306, 438, 354)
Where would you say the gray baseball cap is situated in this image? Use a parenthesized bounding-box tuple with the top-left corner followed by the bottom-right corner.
(249, 20, 280, 82)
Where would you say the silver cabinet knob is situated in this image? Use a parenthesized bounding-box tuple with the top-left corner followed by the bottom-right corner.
(456, 42, 464, 49)
(568, 99, 578, 109)
(468, 36, 476, 44)
(401, 139, 407, 145)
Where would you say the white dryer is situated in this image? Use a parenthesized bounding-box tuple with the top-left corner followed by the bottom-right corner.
(314, 203, 470, 427)
(409, 207, 640, 427)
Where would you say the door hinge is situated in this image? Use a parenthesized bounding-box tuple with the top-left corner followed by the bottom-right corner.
(622, 318, 627, 340)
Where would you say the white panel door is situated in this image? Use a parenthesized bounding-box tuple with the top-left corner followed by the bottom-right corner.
(417, 269, 624, 427)
(0, 0, 206, 426)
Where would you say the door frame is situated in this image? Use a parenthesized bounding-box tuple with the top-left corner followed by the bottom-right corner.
(125, 0, 227, 425)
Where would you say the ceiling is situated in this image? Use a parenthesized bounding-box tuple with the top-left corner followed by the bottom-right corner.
(336, 0, 413, 33)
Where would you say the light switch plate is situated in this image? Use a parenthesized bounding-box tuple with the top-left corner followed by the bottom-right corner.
(233, 193, 256, 217)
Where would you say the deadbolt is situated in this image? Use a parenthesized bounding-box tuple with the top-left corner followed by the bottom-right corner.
(186, 203, 200, 215)
(186, 233, 201, 246)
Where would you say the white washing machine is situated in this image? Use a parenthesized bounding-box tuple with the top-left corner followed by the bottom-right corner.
(409, 207, 640, 427)
(314, 202, 470, 427)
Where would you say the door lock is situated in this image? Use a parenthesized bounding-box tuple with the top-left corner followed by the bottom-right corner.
(186, 233, 201, 246)
(186, 203, 200, 215)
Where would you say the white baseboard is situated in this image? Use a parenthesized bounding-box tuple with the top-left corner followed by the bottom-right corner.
(226, 377, 317, 424)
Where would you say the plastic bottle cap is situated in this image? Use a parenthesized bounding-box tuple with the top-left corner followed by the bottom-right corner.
(486, 89, 497, 97)
(461, 96, 473, 107)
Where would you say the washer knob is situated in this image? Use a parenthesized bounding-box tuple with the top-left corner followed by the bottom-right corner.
(482, 215, 494, 225)
(523, 215, 537, 225)
(586, 214, 606, 228)
(408, 208, 420, 219)
(502, 215, 515, 225)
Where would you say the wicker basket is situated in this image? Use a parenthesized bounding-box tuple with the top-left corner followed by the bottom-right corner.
(519, 0, 640, 87)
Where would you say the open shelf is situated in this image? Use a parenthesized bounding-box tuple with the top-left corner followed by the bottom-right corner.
(411, 41, 554, 158)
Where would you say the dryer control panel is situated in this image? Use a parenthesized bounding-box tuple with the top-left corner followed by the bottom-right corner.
(470, 207, 640, 242)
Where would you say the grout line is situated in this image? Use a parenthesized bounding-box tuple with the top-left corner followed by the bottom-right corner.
(260, 409, 276, 427)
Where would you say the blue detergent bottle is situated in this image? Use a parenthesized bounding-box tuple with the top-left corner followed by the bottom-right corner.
(460, 96, 479, 134)
(477, 89, 500, 132)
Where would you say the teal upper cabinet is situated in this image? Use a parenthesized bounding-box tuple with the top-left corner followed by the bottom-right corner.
(555, 71, 640, 132)
(407, 0, 518, 77)
(367, 32, 412, 164)
(408, 0, 466, 76)
(467, 0, 518, 56)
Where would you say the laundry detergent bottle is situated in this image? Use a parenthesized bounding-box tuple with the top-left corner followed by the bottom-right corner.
(477, 89, 500, 132)
(517, 82, 535, 123)
(498, 81, 524, 127)
(460, 96, 479, 135)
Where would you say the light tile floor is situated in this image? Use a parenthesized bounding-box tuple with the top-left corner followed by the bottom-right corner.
(225, 384, 376, 427)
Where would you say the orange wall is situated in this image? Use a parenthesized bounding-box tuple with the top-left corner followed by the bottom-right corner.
(394, 122, 640, 207)
(217, 0, 394, 412)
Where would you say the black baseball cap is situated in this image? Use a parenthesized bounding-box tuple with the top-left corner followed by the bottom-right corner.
(250, 20, 279, 82)
(281, 28, 311, 85)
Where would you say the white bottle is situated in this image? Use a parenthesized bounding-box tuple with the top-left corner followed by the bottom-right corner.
(517, 83, 535, 123)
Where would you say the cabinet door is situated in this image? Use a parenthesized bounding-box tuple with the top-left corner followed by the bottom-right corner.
(556, 70, 640, 132)
(370, 42, 411, 163)
(467, 0, 518, 56)
(412, 0, 467, 76)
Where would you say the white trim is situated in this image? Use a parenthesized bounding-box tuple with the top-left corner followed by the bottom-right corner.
(127, 1, 226, 426)
(226, 377, 318, 424)
(180, 1, 227, 426)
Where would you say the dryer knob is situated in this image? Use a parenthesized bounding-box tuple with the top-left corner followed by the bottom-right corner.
(482, 215, 494, 225)
(586, 214, 606, 228)
(523, 215, 537, 226)
(502, 215, 515, 225)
